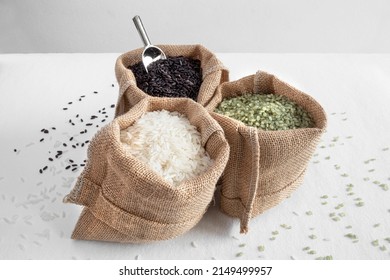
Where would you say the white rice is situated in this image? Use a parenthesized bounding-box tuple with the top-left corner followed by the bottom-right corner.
(120, 110, 213, 187)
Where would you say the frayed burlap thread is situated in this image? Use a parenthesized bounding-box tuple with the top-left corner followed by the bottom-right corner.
(206, 71, 327, 233)
(114, 44, 229, 116)
(64, 97, 230, 243)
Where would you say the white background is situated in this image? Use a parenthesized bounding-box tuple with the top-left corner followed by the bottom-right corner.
(1, 0, 390, 53)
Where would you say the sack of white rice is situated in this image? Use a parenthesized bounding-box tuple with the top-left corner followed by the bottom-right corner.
(205, 71, 327, 233)
(64, 97, 230, 243)
(114, 44, 229, 116)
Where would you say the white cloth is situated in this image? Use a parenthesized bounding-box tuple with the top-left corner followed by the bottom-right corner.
(0, 53, 389, 259)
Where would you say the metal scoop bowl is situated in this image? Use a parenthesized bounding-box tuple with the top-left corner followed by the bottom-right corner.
(132, 15, 166, 73)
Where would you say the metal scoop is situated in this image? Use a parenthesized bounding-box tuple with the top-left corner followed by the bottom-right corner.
(132, 15, 166, 73)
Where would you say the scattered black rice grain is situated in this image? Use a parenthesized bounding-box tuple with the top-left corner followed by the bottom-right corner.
(80, 119, 84, 123)
(86, 123, 93, 126)
(93, 91, 98, 94)
(69, 137, 73, 141)
(63, 143, 67, 147)
(81, 143, 85, 147)
(71, 164, 78, 167)
(42, 166, 48, 171)
(39, 169, 43, 174)
(80, 164, 85, 167)
(91, 115, 98, 120)
(14, 149, 17, 152)
(110, 104, 115, 108)
(68, 102, 73, 105)
(76, 114, 79, 118)
(43, 129, 49, 134)
(101, 119, 106, 123)
(40, 138, 44, 142)
(112, 84, 114, 87)
(65, 165, 71, 170)
(72, 145, 76, 149)
(129, 56, 202, 100)
(85, 140, 90, 144)
(80, 95, 85, 98)
(48, 158, 53, 161)
(63, 108, 68, 110)
(71, 168, 78, 172)
(51, 127, 56, 130)
(69, 159, 74, 163)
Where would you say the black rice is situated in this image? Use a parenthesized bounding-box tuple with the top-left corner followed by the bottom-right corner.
(129, 56, 202, 100)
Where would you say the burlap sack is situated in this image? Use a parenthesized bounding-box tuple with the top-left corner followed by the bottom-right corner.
(205, 71, 327, 233)
(114, 44, 229, 116)
(64, 97, 230, 243)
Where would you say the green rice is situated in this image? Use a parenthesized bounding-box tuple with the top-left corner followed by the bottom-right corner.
(215, 93, 314, 130)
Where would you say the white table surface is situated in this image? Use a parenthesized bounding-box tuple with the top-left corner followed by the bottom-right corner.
(0, 53, 389, 260)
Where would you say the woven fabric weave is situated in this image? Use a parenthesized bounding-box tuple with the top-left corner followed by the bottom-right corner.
(206, 71, 327, 233)
(114, 44, 229, 116)
(64, 97, 230, 243)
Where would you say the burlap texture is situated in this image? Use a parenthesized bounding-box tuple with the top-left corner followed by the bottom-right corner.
(205, 71, 327, 233)
(64, 97, 230, 243)
(114, 44, 229, 116)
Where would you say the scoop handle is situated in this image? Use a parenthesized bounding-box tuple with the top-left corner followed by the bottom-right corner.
(133, 15, 151, 47)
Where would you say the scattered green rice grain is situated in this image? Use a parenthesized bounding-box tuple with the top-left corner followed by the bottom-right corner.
(306, 211, 313, 216)
(308, 250, 316, 255)
(280, 224, 292, 230)
(214, 93, 314, 130)
(239, 243, 246, 248)
(258, 245, 265, 252)
(316, 256, 333, 260)
(302, 247, 310, 251)
(371, 240, 379, 247)
(309, 234, 317, 240)
(344, 233, 358, 240)
(335, 203, 344, 210)
(379, 245, 387, 251)
(235, 252, 244, 257)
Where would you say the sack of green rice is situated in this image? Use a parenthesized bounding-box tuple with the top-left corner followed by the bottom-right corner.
(114, 44, 229, 115)
(205, 71, 327, 233)
(63, 97, 229, 243)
